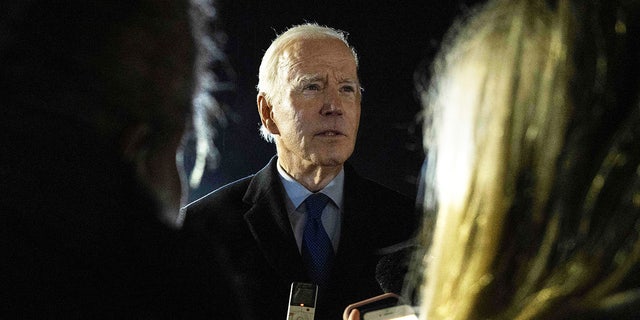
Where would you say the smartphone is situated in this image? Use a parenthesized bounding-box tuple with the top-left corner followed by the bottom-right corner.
(361, 304, 417, 320)
(286, 282, 318, 320)
(343, 293, 417, 320)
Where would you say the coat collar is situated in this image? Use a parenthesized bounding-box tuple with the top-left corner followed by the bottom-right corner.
(241, 156, 370, 283)
(242, 156, 307, 280)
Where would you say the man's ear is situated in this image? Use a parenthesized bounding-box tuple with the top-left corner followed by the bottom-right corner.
(121, 123, 152, 164)
(257, 94, 279, 135)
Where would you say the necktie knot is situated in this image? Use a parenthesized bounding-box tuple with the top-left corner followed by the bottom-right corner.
(305, 193, 330, 220)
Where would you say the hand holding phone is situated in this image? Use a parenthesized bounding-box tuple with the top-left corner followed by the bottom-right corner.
(343, 293, 417, 320)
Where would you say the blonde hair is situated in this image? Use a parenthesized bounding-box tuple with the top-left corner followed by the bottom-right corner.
(415, 0, 640, 318)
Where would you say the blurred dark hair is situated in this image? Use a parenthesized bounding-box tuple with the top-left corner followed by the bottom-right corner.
(0, 0, 227, 186)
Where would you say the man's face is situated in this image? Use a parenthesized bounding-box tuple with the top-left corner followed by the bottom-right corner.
(143, 125, 189, 228)
(269, 38, 361, 170)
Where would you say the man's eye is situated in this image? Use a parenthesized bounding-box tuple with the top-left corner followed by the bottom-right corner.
(304, 84, 321, 91)
(341, 85, 356, 93)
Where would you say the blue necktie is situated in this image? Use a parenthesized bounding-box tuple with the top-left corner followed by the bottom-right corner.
(302, 193, 334, 286)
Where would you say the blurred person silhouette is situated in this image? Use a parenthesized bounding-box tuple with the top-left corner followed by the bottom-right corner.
(183, 22, 419, 319)
(412, 0, 640, 319)
(1, 0, 240, 318)
(345, 0, 640, 319)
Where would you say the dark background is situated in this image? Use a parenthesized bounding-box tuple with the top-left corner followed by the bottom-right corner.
(188, 0, 481, 202)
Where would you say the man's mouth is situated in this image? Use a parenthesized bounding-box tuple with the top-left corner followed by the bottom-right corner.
(317, 130, 344, 136)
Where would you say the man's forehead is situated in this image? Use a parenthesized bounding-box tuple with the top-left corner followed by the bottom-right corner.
(287, 37, 348, 53)
(291, 72, 358, 85)
(279, 39, 358, 82)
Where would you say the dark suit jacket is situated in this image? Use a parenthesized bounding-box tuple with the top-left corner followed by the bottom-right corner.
(183, 156, 418, 319)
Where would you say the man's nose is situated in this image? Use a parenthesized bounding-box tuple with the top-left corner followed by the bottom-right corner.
(321, 90, 343, 116)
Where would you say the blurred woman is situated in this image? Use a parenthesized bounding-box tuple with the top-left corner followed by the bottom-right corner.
(411, 0, 640, 319)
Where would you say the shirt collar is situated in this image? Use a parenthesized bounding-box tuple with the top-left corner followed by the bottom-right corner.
(277, 162, 344, 210)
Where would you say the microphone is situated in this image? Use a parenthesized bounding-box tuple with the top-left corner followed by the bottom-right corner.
(375, 244, 416, 295)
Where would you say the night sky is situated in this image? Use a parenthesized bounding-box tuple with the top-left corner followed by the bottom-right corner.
(188, 0, 482, 202)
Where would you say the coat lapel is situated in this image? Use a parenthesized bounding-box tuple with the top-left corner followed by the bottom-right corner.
(242, 157, 307, 280)
(331, 163, 369, 273)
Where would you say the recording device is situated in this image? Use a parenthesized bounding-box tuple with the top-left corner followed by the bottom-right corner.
(343, 293, 417, 320)
(375, 240, 425, 294)
(375, 246, 412, 294)
(286, 282, 318, 320)
(361, 304, 417, 320)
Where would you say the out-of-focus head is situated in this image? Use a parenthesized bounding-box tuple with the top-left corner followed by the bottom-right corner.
(414, 0, 640, 318)
(1, 0, 223, 227)
(256, 23, 361, 174)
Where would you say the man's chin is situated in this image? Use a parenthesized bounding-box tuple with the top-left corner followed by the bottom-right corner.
(159, 206, 182, 229)
(314, 153, 351, 168)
